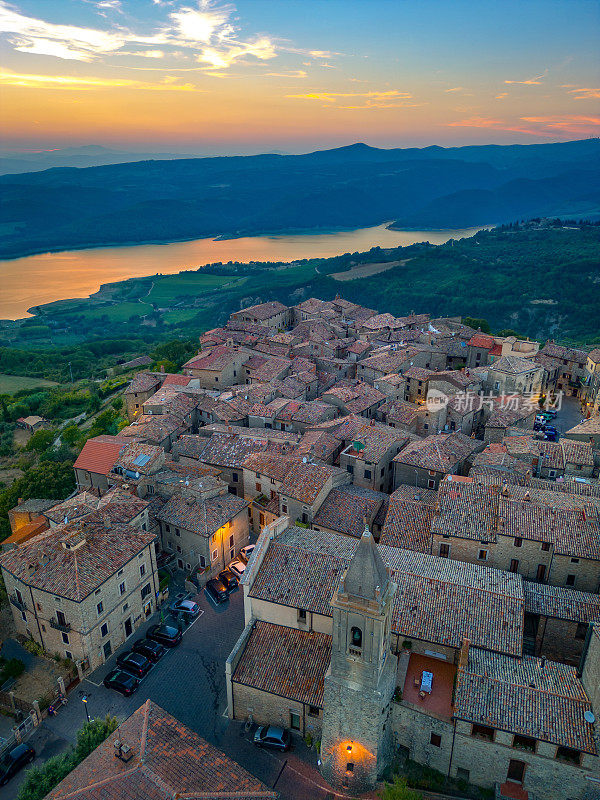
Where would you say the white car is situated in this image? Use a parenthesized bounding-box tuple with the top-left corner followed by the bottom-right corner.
(228, 559, 246, 580)
(239, 544, 255, 564)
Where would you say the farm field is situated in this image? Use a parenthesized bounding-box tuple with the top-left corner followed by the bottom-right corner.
(0, 373, 59, 393)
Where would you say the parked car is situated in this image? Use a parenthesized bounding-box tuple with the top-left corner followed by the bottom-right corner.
(116, 651, 152, 678)
(545, 431, 558, 442)
(205, 578, 228, 604)
(132, 638, 167, 663)
(218, 569, 239, 592)
(239, 544, 256, 563)
(0, 743, 35, 786)
(170, 598, 201, 617)
(253, 726, 290, 751)
(543, 409, 558, 418)
(103, 669, 139, 697)
(228, 559, 246, 580)
(147, 623, 182, 648)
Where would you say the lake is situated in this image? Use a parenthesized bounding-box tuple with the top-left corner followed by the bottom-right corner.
(0, 224, 485, 319)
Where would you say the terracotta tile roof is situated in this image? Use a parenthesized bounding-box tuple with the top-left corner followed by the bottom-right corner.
(177, 433, 270, 469)
(183, 344, 242, 371)
(119, 413, 186, 443)
(490, 355, 541, 374)
(233, 621, 331, 708)
(561, 438, 594, 467)
(125, 372, 162, 394)
(540, 341, 588, 363)
(114, 442, 163, 475)
(233, 300, 289, 320)
(73, 436, 130, 476)
(524, 582, 600, 623)
(455, 648, 596, 754)
(0, 520, 155, 601)
(431, 480, 499, 542)
(313, 485, 387, 538)
(379, 399, 420, 427)
(161, 373, 193, 387)
(48, 700, 276, 799)
(566, 417, 600, 437)
(243, 453, 344, 505)
(468, 334, 495, 349)
(249, 527, 524, 655)
(379, 486, 437, 552)
(157, 492, 248, 537)
(393, 432, 481, 472)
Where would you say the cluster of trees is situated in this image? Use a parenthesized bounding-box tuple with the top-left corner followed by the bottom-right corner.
(17, 716, 118, 800)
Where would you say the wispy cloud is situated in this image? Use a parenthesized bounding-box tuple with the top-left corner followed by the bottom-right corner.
(0, 68, 197, 90)
(495, 92, 508, 100)
(565, 86, 600, 100)
(504, 69, 548, 85)
(446, 113, 600, 136)
(444, 87, 465, 93)
(287, 89, 415, 109)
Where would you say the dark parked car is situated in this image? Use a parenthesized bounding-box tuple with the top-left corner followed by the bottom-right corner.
(218, 569, 239, 592)
(103, 669, 139, 697)
(205, 578, 228, 604)
(253, 726, 290, 751)
(116, 651, 152, 678)
(132, 638, 166, 663)
(147, 624, 182, 647)
(0, 743, 35, 786)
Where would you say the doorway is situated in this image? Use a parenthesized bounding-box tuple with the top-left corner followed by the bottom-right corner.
(124, 617, 132, 638)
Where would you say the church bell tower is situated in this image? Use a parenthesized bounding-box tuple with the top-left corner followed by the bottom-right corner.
(319, 525, 398, 792)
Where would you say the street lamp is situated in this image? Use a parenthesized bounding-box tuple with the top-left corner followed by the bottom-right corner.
(82, 694, 90, 724)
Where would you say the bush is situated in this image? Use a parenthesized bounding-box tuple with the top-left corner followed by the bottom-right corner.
(379, 776, 423, 799)
(25, 429, 55, 454)
(22, 639, 44, 657)
(0, 657, 25, 684)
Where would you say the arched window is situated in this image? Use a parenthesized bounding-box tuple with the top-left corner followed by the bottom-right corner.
(350, 626, 362, 650)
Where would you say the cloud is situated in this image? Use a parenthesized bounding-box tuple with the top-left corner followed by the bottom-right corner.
(495, 93, 508, 100)
(444, 87, 465, 93)
(0, 68, 198, 91)
(446, 113, 600, 137)
(0, 1, 124, 61)
(0, 0, 278, 70)
(287, 89, 415, 109)
(504, 69, 548, 85)
(262, 70, 307, 78)
(566, 87, 600, 100)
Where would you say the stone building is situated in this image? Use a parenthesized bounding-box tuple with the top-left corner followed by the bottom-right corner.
(0, 519, 158, 671)
(319, 527, 398, 792)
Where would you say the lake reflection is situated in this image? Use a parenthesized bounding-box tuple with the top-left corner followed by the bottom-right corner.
(0, 223, 485, 319)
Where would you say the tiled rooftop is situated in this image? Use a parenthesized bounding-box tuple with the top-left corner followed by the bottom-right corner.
(455, 647, 596, 753)
(157, 492, 248, 537)
(313, 485, 388, 538)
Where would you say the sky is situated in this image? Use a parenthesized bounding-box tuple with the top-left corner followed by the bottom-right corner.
(0, 0, 599, 154)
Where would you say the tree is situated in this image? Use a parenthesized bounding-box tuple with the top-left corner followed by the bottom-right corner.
(462, 317, 491, 334)
(61, 424, 82, 447)
(16, 716, 118, 800)
(25, 429, 54, 454)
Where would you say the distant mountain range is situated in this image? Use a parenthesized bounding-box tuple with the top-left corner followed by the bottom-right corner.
(1, 139, 599, 259)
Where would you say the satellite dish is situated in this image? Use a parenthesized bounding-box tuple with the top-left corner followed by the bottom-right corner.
(585, 711, 595, 724)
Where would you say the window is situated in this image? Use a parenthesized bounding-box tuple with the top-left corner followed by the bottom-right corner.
(94, 588, 101, 596)
(175, 528, 180, 537)
(100, 623, 108, 638)
(308, 705, 319, 717)
(513, 734, 536, 753)
(212, 549, 218, 561)
(65, 651, 73, 661)
(176, 545, 182, 553)
(290, 712, 301, 731)
(510, 559, 519, 573)
(282, 504, 287, 513)
(61, 632, 69, 645)
(507, 760, 526, 783)
(471, 724, 494, 742)
(439, 543, 450, 558)
(122, 603, 129, 612)
(514, 537, 522, 547)
(165, 524, 170, 533)
(141, 583, 151, 600)
(576, 622, 588, 640)
(229, 534, 234, 548)
(255, 482, 261, 492)
(349, 626, 362, 655)
(199, 556, 206, 568)
(566, 574, 576, 587)
(556, 746, 581, 765)
(96, 601, 104, 615)
(140, 564, 146, 578)
(259, 513, 265, 526)
(430, 733, 441, 747)
(232, 472, 239, 482)
(428, 479, 435, 489)
(541, 542, 550, 552)
(298, 608, 307, 623)
(478, 550, 488, 561)
(119, 581, 126, 595)
(571, 557, 580, 563)
(118, 569, 124, 577)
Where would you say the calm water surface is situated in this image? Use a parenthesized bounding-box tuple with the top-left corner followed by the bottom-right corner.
(0, 224, 485, 319)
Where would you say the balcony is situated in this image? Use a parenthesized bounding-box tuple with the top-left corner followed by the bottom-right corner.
(9, 594, 27, 612)
(50, 618, 71, 633)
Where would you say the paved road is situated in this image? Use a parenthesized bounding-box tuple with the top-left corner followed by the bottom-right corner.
(554, 394, 584, 436)
(3, 585, 347, 799)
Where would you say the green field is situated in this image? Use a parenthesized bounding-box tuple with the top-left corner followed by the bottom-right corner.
(82, 302, 154, 322)
(146, 273, 243, 304)
(0, 373, 59, 393)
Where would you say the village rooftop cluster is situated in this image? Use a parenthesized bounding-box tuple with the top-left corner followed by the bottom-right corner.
(3, 296, 600, 798)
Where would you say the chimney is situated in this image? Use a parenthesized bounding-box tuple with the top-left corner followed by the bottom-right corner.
(458, 638, 470, 671)
(160, 364, 165, 373)
(103, 514, 112, 530)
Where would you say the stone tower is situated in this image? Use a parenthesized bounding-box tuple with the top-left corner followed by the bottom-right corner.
(319, 525, 398, 792)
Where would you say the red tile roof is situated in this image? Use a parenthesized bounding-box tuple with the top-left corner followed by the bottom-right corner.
(73, 436, 129, 476)
(468, 333, 494, 349)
